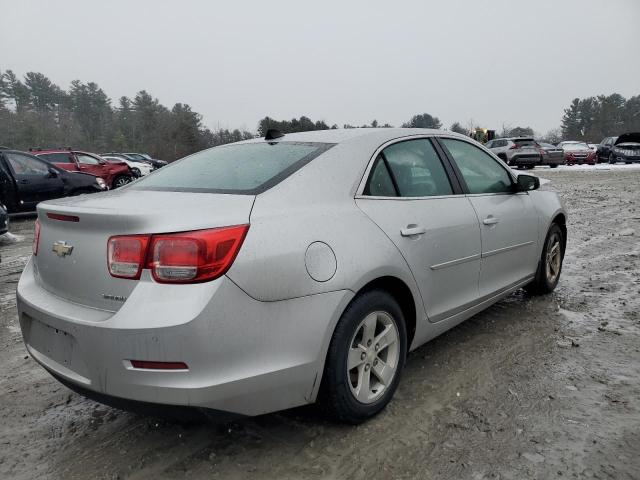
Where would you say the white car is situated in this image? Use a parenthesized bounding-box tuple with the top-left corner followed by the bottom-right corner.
(101, 155, 153, 177)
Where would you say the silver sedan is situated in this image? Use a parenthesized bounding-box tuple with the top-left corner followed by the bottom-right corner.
(17, 128, 566, 424)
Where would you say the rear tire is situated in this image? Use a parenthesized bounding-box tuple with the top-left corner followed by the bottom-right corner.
(320, 290, 407, 424)
(609, 153, 616, 165)
(525, 224, 564, 295)
(549, 164, 558, 168)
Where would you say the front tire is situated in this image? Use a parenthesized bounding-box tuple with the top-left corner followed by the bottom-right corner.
(525, 224, 564, 295)
(609, 153, 616, 165)
(113, 175, 132, 189)
(320, 290, 407, 424)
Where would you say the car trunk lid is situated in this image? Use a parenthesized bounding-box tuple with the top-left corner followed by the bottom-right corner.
(35, 190, 254, 311)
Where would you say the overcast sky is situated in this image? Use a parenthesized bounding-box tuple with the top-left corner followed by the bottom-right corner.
(1, 0, 639, 134)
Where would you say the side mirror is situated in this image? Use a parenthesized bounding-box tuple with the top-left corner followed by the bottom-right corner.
(46, 167, 58, 178)
(515, 174, 539, 192)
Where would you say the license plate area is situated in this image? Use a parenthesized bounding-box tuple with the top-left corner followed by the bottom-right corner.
(22, 314, 90, 381)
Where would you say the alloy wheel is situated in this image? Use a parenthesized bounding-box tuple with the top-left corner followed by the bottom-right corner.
(347, 311, 400, 404)
(545, 232, 562, 284)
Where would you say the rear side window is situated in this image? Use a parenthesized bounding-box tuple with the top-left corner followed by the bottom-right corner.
(133, 142, 334, 194)
(365, 157, 397, 196)
(440, 138, 513, 194)
(365, 139, 453, 197)
(38, 152, 74, 163)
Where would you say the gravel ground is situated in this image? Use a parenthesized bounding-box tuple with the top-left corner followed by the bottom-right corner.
(1, 168, 639, 480)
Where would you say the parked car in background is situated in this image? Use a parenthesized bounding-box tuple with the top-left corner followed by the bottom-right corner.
(18, 128, 566, 424)
(558, 142, 596, 165)
(0, 202, 8, 235)
(609, 132, 640, 164)
(597, 136, 618, 163)
(101, 155, 152, 177)
(0, 148, 106, 213)
(537, 143, 564, 168)
(102, 152, 167, 170)
(32, 149, 133, 189)
(123, 152, 167, 168)
(485, 137, 541, 168)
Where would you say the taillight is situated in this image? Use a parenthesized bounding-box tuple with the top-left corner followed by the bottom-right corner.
(107, 235, 150, 279)
(149, 225, 249, 283)
(107, 225, 249, 284)
(33, 219, 40, 256)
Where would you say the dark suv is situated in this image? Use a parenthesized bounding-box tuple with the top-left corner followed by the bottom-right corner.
(597, 136, 618, 163)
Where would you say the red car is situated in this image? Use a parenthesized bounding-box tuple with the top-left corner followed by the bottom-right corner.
(558, 141, 596, 165)
(31, 148, 133, 189)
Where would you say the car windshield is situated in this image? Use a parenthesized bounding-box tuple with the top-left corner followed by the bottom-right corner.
(125, 153, 146, 161)
(131, 141, 334, 194)
(563, 143, 589, 151)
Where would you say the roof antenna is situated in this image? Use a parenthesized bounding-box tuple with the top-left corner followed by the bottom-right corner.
(265, 129, 284, 141)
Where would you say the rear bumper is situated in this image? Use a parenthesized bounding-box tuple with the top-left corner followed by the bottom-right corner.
(17, 258, 351, 416)
(508, 154, 540, 166)
(613, 154, 640, 163)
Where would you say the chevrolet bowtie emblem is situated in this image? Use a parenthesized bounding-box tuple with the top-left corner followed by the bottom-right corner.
(52, 241, 74, 257)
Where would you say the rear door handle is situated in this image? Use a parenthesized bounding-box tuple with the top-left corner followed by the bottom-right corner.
(401, 225, 426, 237)
(18, 179, 29, 184)
(483, 216, 500, 225)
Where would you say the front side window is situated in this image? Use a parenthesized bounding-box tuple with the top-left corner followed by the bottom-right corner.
(76, 154, 101, 165)
(133, 142, 333, 194)
(366, 139, 453, 197)
(440, 138, 513, 194)
(5, 152, 50, 175)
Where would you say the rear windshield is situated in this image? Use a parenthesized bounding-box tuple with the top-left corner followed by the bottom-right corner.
(132, 141, 334, 194)
(514, 139, 537, 147)
(563, 143, 589, 151)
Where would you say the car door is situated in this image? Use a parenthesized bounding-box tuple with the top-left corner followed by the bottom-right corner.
(74, 153, 106, 179)
(438, 137, 539, 298)
(4, 152, 65, 211)
(355, 137, 481, 323)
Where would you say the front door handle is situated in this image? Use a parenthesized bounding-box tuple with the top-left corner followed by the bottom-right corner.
(18, 179, 29, 184)
(400, 225, 426, 237)
(483, 216, 500, 226)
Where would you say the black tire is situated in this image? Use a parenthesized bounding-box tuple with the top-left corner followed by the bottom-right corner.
(549, 164, 558, 169)
(609, 153, 616, 165)
(320, 290, 407, 424)
(131, 168, 141, 177)
(113, 175, 132, 189)
(525, 223, 564, 295)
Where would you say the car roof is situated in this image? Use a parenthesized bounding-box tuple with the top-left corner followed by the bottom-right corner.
(235, 127, 461, 147)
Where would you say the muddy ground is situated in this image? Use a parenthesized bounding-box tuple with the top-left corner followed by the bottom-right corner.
(1, 168, 639, 480)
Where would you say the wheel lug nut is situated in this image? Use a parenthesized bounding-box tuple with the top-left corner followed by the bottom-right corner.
(361, 352, 366, 361)
(365, 364, 370, 371)
(375, 344, 379, 351)
(367, 340, 372, 347)
(373, 359, 378, 366)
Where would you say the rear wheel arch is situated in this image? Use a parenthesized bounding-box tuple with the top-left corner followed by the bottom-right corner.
(350, 276, 417, 348)
(552, 213, 567, 254)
